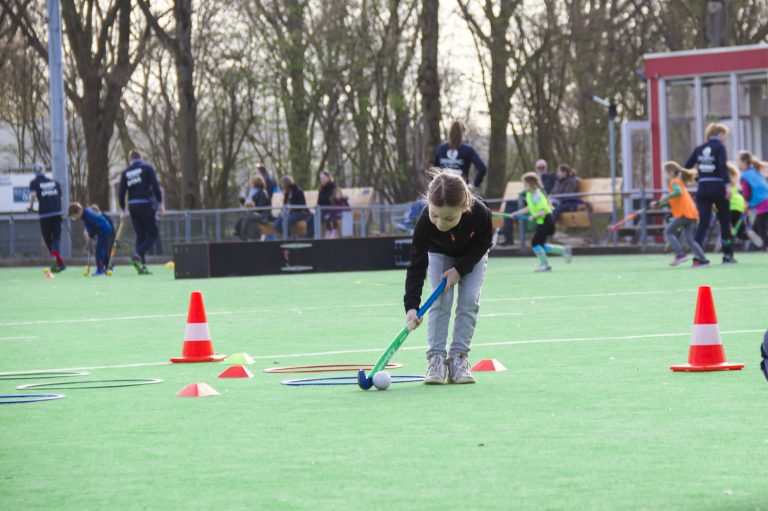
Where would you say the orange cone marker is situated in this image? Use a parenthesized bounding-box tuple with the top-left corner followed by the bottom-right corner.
(217, 365, 254, 379)
(176, 382, 221, 397)
(170, 292, 226, 363)
(670, 286, 743, 372)
(471, 359, 507, 372)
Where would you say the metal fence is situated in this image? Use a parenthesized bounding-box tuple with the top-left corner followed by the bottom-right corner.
(1, 192, 677, 262)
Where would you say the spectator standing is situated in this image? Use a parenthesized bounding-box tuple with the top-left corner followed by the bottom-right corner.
(118, 149, 164, 275)
(433, 121, 487, 190)
(684, 123, 735, 263)
(257, 164, 278, 200)
(28, 163, 66, 272)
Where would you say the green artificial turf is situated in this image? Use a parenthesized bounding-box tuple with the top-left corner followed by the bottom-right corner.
(1, 254, 767, 510)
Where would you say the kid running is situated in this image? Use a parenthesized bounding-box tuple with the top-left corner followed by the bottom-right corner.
(68, 202, 114, 276)
(738, 151, 768, 249)
(404, 170, 492, 385)
(27, 163, 66, 272)
(651, 162, 709, 267)
(509, 172, 572, 272)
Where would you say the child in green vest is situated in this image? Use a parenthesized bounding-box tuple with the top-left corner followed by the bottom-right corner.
(510, 172, 572, 272)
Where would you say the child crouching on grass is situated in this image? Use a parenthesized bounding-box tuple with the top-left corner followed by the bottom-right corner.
(404, 170, 492, 385)
(68, 202, 114, 276)
(510, 172, 572, 272)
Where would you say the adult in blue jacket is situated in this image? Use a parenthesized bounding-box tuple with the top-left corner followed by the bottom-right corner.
(433, 121, 487, 190)
(684, 123, 735, 264)
(118, 150, 164, 275)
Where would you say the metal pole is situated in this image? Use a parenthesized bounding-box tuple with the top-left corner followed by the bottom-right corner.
(47, 0, 71, 258)
(608, 104, 618, 245)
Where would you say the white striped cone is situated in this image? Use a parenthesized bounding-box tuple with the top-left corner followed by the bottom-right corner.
(670, 286, 742, 372)
(170, 292, 225, 363)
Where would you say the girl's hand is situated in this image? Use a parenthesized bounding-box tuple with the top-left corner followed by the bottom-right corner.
(440, 267, 461, 289)
(406, 309, 422, 330)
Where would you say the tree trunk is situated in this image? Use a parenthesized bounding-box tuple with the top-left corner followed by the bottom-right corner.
(81, 115, 112, 209)
(487, 63, 511, 198)
(485, 9, 513, 199)
(282, 0, 312, 186)
(418, 0, 440, 173)
(175, 0, 200, 209)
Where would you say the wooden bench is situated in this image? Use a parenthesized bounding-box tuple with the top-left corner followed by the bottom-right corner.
(494, 177, 623, 241)
(262, 187, 376, 239)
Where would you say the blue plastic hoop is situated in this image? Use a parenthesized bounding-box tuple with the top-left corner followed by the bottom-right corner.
(0, 394, 65, 405)
(281, 375, 425, 386)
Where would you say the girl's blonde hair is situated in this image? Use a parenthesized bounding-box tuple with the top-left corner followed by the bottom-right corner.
(704, 122, 729, 140)
(521, 171, 545, 191)
(250, 173, 266, 189)
(726, 163, 740, 186)
(425, 168, 473, 211)
(663, 161, 696, 184)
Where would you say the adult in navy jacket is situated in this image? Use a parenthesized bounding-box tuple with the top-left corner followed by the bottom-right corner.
(433, 121, 487, 190)
(683, 123, 735, 263)
(118, 149, 165, 274)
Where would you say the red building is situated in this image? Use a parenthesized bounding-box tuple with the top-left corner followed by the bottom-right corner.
(643, 44, 768, 191)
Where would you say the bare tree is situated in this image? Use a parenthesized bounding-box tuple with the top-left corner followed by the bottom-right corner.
(418, 0, 440, 172)
(0, 0, 150, 208)
(458, 0, 548, 197)
(136, 0, 200, 209)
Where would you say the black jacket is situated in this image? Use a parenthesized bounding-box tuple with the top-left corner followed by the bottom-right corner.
(404, 199, 492, 312)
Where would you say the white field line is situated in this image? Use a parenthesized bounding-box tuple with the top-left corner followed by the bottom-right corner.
(0, 284, 765, 328)
(0, 336, 38, 341)
(479, 312, 523, 317)
(2, 328, 761, 375)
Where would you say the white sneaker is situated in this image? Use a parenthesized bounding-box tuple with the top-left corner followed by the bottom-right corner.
(563, 246, 573, 263)
(447, 354, 475, 384)
(424, 354, 447, 384)
(535, 264, 552, 272)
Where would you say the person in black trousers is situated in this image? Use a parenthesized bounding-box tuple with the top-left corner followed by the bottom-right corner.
(118, 149, 165, 274)
(28, 163, 66, 272)
(684, 123, 735, 264)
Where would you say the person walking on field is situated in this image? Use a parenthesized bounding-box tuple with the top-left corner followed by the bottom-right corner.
(684, 123, 735, 263)
(28, 163, 66, 272)
(118, 150, 165, 275)
(433, 120, 487, 191)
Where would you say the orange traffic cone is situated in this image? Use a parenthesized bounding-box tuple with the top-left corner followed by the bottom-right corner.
(170, 292, 226, 363)
(670, 286, 743, 372)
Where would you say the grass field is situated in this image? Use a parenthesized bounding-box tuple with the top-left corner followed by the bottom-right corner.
(1, 254, 767, 511)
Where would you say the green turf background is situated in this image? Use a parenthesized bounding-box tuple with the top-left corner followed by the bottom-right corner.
(1, 254, 767, 510)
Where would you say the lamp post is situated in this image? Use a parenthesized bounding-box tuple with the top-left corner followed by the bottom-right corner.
(587, 94, 618, 242)
(47, 0, 70, 257)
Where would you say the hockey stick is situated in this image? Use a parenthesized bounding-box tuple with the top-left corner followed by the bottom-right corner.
(357, 279, 447, 390)
(607, 209, 646, 231)
(492, 212, 530, 220)
(107, 216, 126, 272)
(82, 238, 93, 277)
